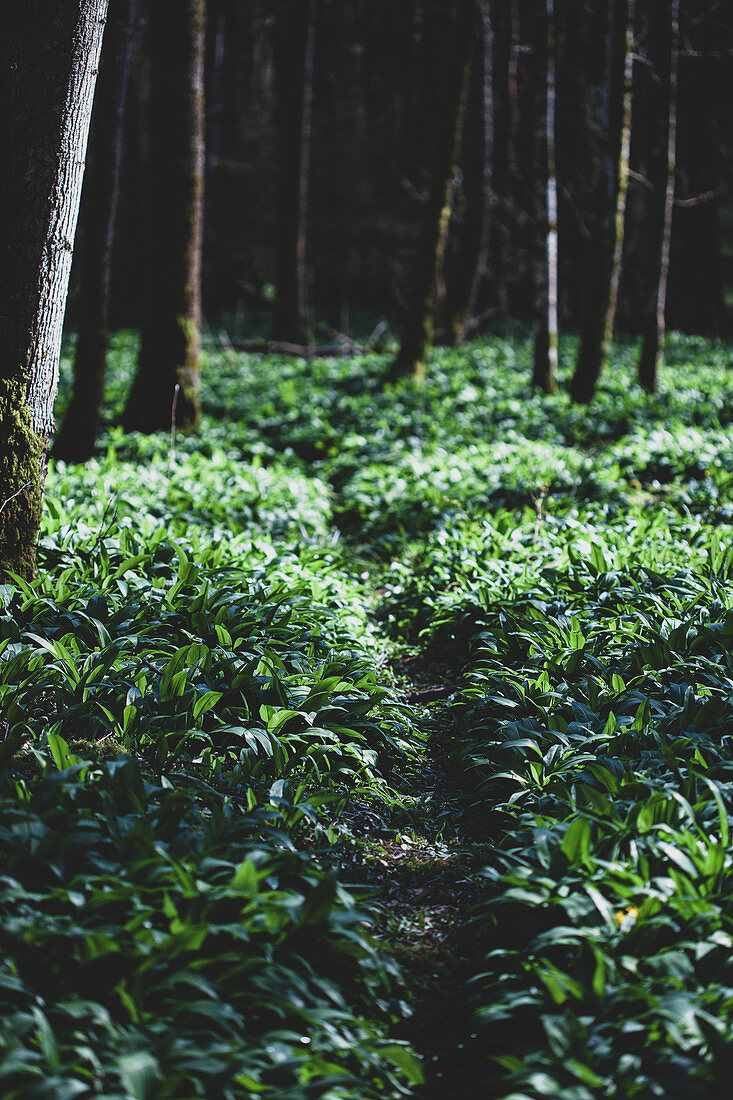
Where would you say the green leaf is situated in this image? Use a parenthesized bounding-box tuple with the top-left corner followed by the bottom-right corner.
(32, 1006, 59, 1068)
(699, 775, 730, 847)
(561, 817, 591, 864)
(46, 731, 79, 771)
(566, 1058, 606, 1088)
(231, 859, 259, 896)
(193, 690, 223, 721)
(118, 1052, 163, 1100)
(536, 959, 583, 1004)
(589, 543, 609, 574)
(234, 1075, 266, 1093)
(269, 778, 290, 803)
(378, 1044, 424, 1085)
(590, 945, 608, 999)
(123, 703, 138, 734)
(601, 711, 617, 736)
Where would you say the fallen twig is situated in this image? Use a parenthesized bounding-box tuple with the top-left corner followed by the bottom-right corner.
(166, 383, 180, 507)
(230, 338, 364, 358)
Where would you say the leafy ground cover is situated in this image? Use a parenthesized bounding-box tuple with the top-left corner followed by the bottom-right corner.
(2, 330, 733, 1097)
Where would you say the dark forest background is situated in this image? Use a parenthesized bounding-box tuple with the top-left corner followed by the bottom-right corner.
(66, 0, 733, 344)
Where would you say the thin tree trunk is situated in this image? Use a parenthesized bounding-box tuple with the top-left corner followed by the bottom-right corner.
(507, 0, 520, 185)
(329, 0, 365, 331)
(122, 0, 205, 434)
(388, 0, 481, 384)
(569, 0, 630, 404)
(532, 0, 559, 393)
(463, 2, 495, 338)
(443, 0, 494, 346)
(270, 0, 316, 345)
(298, 0, 316, 334)
(55, 0, 137, 462)
(605, 0, 636, 343)
(493, 0, 521, 318)
(0, 1, 107, 579)
(639, 0, 679, 393)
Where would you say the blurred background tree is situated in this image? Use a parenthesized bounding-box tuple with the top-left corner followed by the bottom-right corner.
(61, 0, 733, 423)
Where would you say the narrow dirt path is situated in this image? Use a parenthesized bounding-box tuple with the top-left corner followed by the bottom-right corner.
(342, 697, 496, 1097)
(328, 543, 497, 1093)
(389, 709, 494, 1098)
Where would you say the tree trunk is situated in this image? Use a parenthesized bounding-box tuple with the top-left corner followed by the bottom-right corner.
(0, 1, 107, 579)
(532, 0, 559, 394)
(507, 0, 521, 187)
(389, 0, 481, 384)
(569, 0, 630, 404)
(122, 0, 205, 434)
(638, 0, 679, 393)
(55, 0, 137, 463)
(492, 0, 521, 318)
(270, 0, 316, 345)
(604, 0, 636, 344)
(464, 2, 495, 339)
(443, 0, 494, 346)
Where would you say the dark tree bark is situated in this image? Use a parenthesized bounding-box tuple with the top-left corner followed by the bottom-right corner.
(389, 0, 481, 384)
(638, 0, 679, 393)
(0, 1, 107, 579)
(463, 2, 495, 339)
(569, 0, 631, 404)
(532, 0, 559, 394)
(270, 0, 316, 345)
(490, 0, 523, 317)
(122, 0, 205, 434)
(203, 0, 248, 315)
(443, 1, 494, 346)
(507, 0, 521, 187)
(605, 0, 636, 344)
(314, 0, 366, 331)
(55, 0, 137, 462)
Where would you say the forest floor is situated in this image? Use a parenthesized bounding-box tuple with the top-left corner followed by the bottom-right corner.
(4, 333, 733, 1097)
(337, 653, 497, 1097)
(381, 719, 490, 1098)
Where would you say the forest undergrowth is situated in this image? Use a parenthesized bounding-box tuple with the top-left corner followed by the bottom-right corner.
(2, 332, 733, 1098)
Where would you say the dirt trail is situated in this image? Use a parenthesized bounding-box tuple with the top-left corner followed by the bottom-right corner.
(347, 703, 496, 1096)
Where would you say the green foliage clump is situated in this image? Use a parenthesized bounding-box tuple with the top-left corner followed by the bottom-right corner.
(0, 755, 406, 1098)
(440, 555, 733, 1095)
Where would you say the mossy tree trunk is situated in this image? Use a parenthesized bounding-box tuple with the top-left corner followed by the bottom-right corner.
(0, 1, 108, 580)
(389, 0, 481, 384)
(55, 0, 137, 463)
(122, 0, 205, 434)
(270, 0, 316, 346)
(638, 0, 679, 393)
(532, 0, 559, 394)
(569, 0, 631, 404)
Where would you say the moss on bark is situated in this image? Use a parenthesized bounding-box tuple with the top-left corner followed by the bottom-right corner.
(0, 379, 45, 580)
